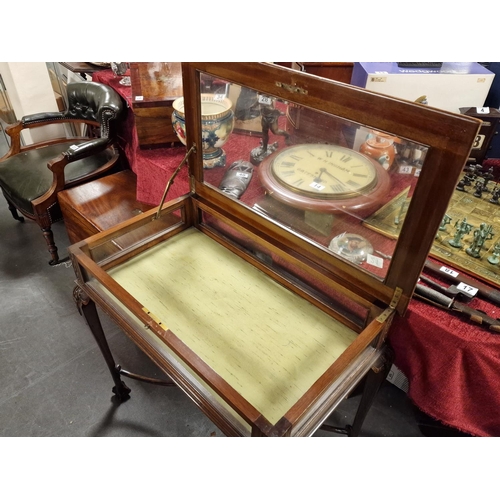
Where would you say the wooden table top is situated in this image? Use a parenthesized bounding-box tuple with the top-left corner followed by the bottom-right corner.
(130, 62, 183, 108)
(59, 62, 109, 74)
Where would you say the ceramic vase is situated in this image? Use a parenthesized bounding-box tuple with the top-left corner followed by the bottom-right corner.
(172, 94, 234, 168)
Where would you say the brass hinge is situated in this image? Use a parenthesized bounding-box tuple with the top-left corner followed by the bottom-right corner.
(376, 286, 403, 323)
(275, 81, 308, 95)
(142, 307, 168, 331)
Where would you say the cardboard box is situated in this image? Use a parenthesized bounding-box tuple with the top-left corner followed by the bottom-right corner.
(351, 62, 494, 114)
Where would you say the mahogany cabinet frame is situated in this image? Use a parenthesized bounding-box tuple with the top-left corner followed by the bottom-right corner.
(69, 62, 480, 437)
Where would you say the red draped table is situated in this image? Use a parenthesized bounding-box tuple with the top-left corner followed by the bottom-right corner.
(391, 280, 500, 437)
(93, 69, 500, 437)
(92, 69, 190, 206)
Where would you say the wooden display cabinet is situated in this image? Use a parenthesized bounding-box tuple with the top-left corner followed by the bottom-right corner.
(69, 63, 480, 437)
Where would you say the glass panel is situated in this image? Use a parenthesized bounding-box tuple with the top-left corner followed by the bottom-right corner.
(88, 207, 184, 265)
(186, 73, 429, 281)
(200, 210, 370, 330)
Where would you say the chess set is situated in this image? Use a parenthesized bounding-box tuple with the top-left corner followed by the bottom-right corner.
(364, 164, 500, 288)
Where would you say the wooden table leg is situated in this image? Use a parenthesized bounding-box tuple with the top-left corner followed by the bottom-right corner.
(73, 285, 131, 402)
(349, 345, 394, 436)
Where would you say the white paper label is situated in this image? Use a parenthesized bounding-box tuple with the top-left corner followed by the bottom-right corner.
(309, 182, 325, 191)
(366, 254, 383, 268)
(258, 95, 273, 105)
(439, 265, 459, 278)
(457, 282, 478, 296)
(399, 166, 413, 174)
(414, 168, 421, 177)
(476, 107, 490, 114)
(214, 94, 225, 101)
(69, 145, 78, 150)
(135, 95, 144, 101)
(236, 172, 249, 179)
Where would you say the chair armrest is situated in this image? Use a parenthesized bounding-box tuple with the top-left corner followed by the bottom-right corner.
(64, 137, 111, 161)
(22, 111, 65, 126)
(38, 139, 117, 205)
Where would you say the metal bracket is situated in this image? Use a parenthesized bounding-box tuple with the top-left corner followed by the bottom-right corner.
(376, 286, 403, 323)
(153, 144, 196, 220)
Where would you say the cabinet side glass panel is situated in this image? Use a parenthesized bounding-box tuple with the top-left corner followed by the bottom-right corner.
(88, 207, 184, 265)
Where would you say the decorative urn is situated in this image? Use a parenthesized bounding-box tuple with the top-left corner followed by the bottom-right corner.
(172, 94, 234, 168)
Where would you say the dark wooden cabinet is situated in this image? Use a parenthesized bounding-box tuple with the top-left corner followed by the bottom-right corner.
(130, 62, 183, 149)
(301, 62, 354, 83)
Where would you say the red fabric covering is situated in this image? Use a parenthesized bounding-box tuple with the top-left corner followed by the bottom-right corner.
(390, 265, 500, 437)
(94, 69, 500, 436)
(92, 70, 190, 206)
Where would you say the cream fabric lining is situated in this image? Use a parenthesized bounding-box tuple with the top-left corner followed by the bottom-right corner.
(109, 227, 357, 424)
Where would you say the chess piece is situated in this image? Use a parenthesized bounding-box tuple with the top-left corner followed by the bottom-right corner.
(466, 223, 494, 258)
(448, 217, 473, 248)
(490, 186, 500, 204)
(467, 164, 480, 176)
(473, 179, 485, 198)
(480, 167, 494, 193)
(456, 178, 466, 191)
(488, 242, 500, 265)
(439, 214, 452, 231)
(463, 173, 475, 186)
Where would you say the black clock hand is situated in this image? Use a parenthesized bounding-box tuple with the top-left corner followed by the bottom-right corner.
(321, 167, 348, 186)
(313, 169, 325, 183)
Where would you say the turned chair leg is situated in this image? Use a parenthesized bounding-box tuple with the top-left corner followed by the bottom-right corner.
(41, 225, 60, 266)
(6, 200, 24, 222)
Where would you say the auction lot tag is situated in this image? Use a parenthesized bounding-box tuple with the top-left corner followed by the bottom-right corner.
(457, 282, 478, 297)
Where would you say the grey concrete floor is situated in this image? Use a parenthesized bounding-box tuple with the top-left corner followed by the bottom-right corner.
(0, 198, 428, 437)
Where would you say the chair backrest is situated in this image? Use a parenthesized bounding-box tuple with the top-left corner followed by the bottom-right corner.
(65, 82, 124, 138)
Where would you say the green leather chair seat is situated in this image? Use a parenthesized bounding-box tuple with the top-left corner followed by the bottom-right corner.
(0, 141, 114, 215)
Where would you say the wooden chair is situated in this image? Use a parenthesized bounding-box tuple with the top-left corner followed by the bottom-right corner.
(0, 81, 124, 265)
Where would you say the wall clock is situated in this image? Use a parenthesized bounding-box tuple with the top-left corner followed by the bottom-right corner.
(259, 143, 391, 214)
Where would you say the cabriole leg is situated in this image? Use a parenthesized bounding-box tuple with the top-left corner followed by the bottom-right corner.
(73, 286, 131, 402)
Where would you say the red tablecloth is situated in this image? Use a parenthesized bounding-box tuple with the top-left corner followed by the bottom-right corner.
(92, 70, 190, 206)
(93, 69, 500, 437)
(390, 273, 500, 437)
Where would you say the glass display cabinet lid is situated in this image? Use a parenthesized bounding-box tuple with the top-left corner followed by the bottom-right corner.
(178, 62, 480, 313)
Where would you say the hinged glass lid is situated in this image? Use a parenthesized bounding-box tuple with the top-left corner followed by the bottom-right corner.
(177, 63, 480, 309)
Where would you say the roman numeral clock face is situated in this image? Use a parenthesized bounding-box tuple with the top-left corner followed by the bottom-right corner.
(259, 144, 391, 214)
